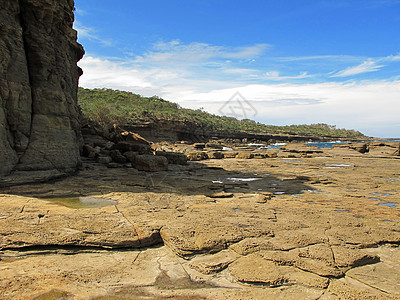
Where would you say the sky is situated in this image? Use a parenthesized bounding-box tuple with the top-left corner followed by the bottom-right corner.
(74, 0, 400, 138)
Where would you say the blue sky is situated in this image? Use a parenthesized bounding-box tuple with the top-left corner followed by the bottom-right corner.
(74, 0, 400, 137)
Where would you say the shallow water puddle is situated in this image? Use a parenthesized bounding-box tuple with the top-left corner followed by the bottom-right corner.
(335, 210, 350, 213)
(378, 203, 398, 208)
(225, 177, 262, 182)
(212, 180, 223, 184)
(42, 196, 117, 209)
(371, 192, 393, 197)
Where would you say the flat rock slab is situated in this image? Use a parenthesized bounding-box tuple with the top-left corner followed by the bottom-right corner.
(0, 195, 161, 250)
(346, 246, 400, 296)
(229, 253, 329, 289)
(189, 249, 240, 274)
(0, 151, 399, 298)
(160, 202, 275, 257)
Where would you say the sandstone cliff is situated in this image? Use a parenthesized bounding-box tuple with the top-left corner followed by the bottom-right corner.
(0, 0, 84, 178)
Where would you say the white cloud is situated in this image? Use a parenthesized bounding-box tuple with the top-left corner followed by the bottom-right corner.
(73, 21, 113, 47)
(176, 81, 400, 138)
(330, 60, 385, 77)
(381, 53, 400, 62)
(78, 56, 153, 92)
(223, 68, 258, 75)
(78, 54, 400, 137)
(133, 41, 269, 66)
(330, 53, 400, 78)
(74, 8, 88, 16)
(276, 54, 363, 62)
(265, 71, 312, 81)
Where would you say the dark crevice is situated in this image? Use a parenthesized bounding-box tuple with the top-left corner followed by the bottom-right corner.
(357, 240, 400, 249)
(0, 242, 165, 257)
(238, 279, 293, 288)
(14, 0, 35, 168)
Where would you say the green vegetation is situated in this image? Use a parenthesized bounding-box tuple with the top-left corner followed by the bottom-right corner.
(78, 87, 365, 138)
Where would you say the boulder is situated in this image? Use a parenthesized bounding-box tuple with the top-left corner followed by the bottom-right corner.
(186, 152, 208, 161)
(236, 153, 254, 159)
(206, 143, 223, 150)
(96, 156, 112, 164)
(222, 152, 238, 158)
(123, 151, 139, 163)
(193, 143, 206, 150)
(110, 150, 127, 164)
(208, 151, 224, 159)
(351, 143, 369, 153)
(82, 145, 98, 158)
(111, 141, 152, 155)
(155, 151, 188, 165)
(135, 155, 168, 172)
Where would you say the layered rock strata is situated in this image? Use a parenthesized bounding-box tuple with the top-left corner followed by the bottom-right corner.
(0, 0, 84, 177)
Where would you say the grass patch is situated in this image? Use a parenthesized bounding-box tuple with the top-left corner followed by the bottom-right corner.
(78, 87, 365, 139)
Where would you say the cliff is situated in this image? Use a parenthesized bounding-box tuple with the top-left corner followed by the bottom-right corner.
(0, 0, 84, 178)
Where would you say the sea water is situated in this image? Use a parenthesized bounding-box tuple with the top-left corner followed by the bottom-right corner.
(307, 141, 348, 148)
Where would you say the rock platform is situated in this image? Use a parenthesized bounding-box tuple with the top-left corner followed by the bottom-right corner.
(1, 144, 399, 299)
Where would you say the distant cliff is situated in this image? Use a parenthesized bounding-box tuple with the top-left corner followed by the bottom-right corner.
(0, 0, 84, 177)
(78, 88, 366, 143)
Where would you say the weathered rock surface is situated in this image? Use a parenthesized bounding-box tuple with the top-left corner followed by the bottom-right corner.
(135, 154, 168, 171)
(0, 0, 84, 179)
(156, 151, 188, 165)
(1, 145, 399, 298)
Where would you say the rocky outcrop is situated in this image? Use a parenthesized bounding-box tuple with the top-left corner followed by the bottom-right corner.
(1, 146, 400, 298)
(0, 0, 84, 178)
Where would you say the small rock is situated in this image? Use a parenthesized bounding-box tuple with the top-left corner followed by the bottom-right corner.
(100, 149, 111, 156)
(208, 192, 234, 198)
(206, 143, 223, 150)
(88, 151, 98, 159)
(104, 141, 115, 150)
(222, 152, 238, 158)
(124, 151, 139, 163)
(236, 153, 254, 159)
(193, 143, 206, 150)
(156, 151, 188, 165)
(350, 143, 369, 153)
(111, 141, 152, 154)
(187, 152, 208, 161)
(97, 156, 112, 164)
(208, 151, 224, 159)
(255, 194, 268, 203)
(135, 155, 168, 172)
(107, 162, 124, 168)
(82, 144, 97, 157)
(110, 150, 127, 164)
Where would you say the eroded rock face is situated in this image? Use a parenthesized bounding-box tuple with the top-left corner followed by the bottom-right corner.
(0, 0, 84, 177)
